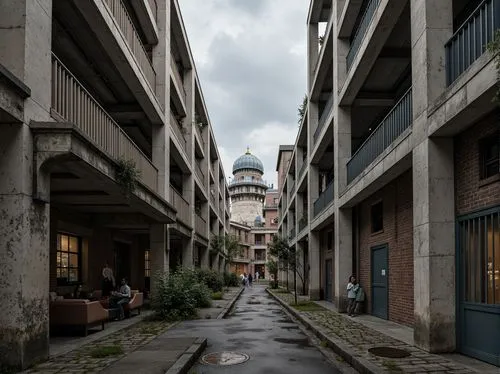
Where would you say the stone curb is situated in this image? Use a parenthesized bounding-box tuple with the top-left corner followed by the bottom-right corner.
(164, 337, 207, 374)
(216, 287, 245, 319)
(266, 289, 384, 374)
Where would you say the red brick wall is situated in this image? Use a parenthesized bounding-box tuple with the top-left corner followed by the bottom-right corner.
(455, 111, 500, 216)
(357, 170, 414, 326)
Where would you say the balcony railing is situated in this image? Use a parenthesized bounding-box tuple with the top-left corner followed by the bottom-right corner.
(346, 0, 380, 70)
(289, 180, 296, 196)
(104, 0, 156, 91)
(313, 180, 334, 217)
(169, 112, 187, 154)
(219, 205, 224, 218)
(210, 191, 216, 205)
(288, 226, 296, 241)
(445, 0, 500, 85)
(195, 162, 205, 186)
(229, 178, 269, 187)
(170, 186, 190, 226)
(255, 255, 266, 261)
(314, 93, 334, 144)
(51, 55, 158, 192)
(346, 87, 412, 184)
(313, 10, 334, 75)
(195, 213, 208, 238)
(170, 53, 186, 100)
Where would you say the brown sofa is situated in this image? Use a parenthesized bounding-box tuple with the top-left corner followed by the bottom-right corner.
(94, 290, 144, 317)
(50, 299, 108, 336)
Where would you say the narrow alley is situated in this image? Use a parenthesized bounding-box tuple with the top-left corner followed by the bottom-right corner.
(165, 284, 343, 374)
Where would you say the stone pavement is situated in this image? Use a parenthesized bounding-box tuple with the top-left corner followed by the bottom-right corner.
(23, 287, 243, 373)
(268, 289, 497, 374)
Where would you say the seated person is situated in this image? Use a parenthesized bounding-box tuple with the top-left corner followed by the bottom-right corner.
(109, 278, 131, 320)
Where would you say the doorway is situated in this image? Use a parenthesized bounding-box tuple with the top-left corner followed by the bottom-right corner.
(371, 244, 388, 319)
(325, 259, 333, 302)
(114, 241, 131, 284)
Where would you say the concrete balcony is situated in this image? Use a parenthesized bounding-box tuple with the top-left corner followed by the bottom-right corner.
(170, 186, 191, 227)
(130, 0, 158, 45)
(195, 162, 206, 187)
(288, 226, 296, 242)
(313, 179, 334, 217)
(445, 0, 500, 86)
(0, 63, 30, 123)
(313, 93, 334, 145)
(170, 53, 187, 113)
(51, 55, 158, 192)
(346, 87, 412, 184)
(169, 111, 188, 157)
(195, 213, 208, 239)
(229, 178, 269, 188)
(72, 0, 162, 123)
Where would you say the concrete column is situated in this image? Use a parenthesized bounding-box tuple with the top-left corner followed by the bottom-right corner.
(200, 245, 210, 269)
(410, 0, 453, 145)
(334, 208, 352, 311)
(0, 0, 53, 370)
(308, 231, 321, 299)
(182, 238, 194, 268)
(413, 138, 455, 352)
(150, 224, 168, 298)
(152, 0, 170, 198)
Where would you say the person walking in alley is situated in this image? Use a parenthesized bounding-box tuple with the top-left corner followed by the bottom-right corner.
(248, 273, 253, 287)
(255, 271, 259, 283)
(347, 275, 359, 317)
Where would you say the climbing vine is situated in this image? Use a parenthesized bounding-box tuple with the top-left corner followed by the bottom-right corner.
(115, 158, 141, 197)
(487, 29, 500, 103)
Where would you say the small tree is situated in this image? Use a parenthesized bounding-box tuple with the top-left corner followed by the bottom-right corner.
(210, 234, 242, 272)
(266, 259, 278, 289)
(487, 30, 500, 103)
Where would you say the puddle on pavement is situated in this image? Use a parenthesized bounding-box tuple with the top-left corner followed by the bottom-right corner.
(280, 325, 299, 330)
(273, 337, 310, 347)
(241, 318, 253, 321)
(276, 318, 293, 323)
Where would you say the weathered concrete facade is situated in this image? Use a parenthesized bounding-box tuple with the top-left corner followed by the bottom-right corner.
(277, 0, 500, 365)
(0, 0, 230, 370)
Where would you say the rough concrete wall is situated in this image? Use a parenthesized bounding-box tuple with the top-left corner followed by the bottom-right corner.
(358, 170, 414, 326)
(455, 111, 500, 216)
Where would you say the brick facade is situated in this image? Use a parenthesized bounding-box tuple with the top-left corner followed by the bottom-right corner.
(455, 111, 500, 216)
(357, 170, 414, 326)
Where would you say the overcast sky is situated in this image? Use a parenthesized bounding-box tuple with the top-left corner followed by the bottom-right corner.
(179, 0, 308, 187)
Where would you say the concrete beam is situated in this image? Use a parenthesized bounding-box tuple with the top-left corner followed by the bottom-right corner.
(337, 0, 363, 39)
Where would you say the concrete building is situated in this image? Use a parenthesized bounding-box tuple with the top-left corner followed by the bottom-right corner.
(0, 0, 230, 370)
(277, 0, 500, 366)
(228, 149, 279, 278)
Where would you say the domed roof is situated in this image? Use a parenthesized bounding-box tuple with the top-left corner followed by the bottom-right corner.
(232, 148, 264, 174)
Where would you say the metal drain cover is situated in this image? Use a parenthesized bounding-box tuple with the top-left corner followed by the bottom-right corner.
(201, 351, 250, 366)
(368, 347, 411, 358)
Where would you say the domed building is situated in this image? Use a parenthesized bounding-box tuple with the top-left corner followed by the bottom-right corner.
(229, 148, 268, 225)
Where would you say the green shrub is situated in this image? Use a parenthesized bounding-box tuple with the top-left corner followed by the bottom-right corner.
(211, 291, 223, 300)
(196, 269, 224, 292)
(153, 268, 212, 320)
(223, 272, 239, 287)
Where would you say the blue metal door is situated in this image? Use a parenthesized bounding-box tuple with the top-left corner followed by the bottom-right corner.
(325, 259, 332, 302)
(457, 208, 500, 366)
(371, 245, 388, 319)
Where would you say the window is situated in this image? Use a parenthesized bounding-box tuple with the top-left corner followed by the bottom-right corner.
(371, 201, 383, 233)
(480, 133, 499, 179)
(56, 233, 81, 285)
(145, 250, 151, 277)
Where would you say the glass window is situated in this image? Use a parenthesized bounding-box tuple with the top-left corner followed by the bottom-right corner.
(56, 233, 81, 285)
(460, 211, 500, 304)
(145, 250, 151, 277)
(371, 201, 383, 233)
(480, 133, 499, 179)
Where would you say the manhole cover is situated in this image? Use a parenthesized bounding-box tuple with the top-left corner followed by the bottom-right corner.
(201, 351, 250, 366)
(368, 347, 411, 358)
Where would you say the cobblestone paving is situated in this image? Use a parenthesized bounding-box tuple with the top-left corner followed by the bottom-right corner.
(270, 290, 477, 374)
(24, 320, 175, 374)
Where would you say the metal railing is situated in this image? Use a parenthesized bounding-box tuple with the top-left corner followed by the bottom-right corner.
(195, 213, 208, 238)
(219, 205, 224, 218)
(313, 180, 334, 217)
(229, 178, 269, 187)
(104, 0, 156, 91)
(346, 87, 412, 184)
(445, 0, 500, 85)
(170, 53, 186, 101)
(195, 162, 205, 186)
(51, 55, 158, 192)
(346, 0, 380, 70)
(170, 186, 190, 226)
(314, 93, 334, 144)
(169, 112, 187, 154)
(288, 226, 296, 241)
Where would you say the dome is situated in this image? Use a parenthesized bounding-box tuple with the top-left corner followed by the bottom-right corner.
(232, 148, 264, 174)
